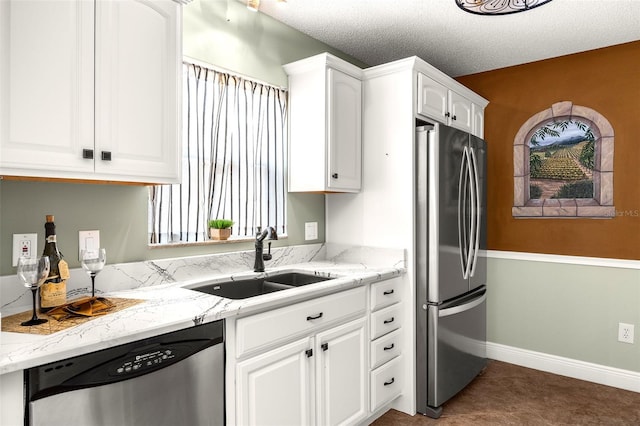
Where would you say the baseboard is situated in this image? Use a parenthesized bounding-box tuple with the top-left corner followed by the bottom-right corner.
(487, 342, 640, 393)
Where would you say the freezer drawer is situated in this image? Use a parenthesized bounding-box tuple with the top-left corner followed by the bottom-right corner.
(426, 289, 487, 409)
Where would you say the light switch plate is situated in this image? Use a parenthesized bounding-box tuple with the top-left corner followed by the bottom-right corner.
(79, 230, 100, 259)
(12, 233, 38, 266)
(305, 222, 318, 241)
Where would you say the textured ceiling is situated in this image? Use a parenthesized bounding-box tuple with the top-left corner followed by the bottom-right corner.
(254, 0, 640, 77)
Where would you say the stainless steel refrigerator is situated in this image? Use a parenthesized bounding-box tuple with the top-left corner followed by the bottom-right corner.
(415, 123, 487, 418)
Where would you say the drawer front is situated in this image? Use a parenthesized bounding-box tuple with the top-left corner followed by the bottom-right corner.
(236, 287, 366, 357)
(370, 328, 402, 370)
(370, 303, 402, 340)
(370, 277, 402, 311)
(370, 355, 403, 412)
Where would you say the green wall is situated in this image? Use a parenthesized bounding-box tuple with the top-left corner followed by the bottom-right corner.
(0, 0, 363, 275)
(487, 256, 640, 372)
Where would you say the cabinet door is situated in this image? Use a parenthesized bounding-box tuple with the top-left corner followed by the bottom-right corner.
(95, 0, 181, 183)
(316, 318, 367, 426)
(448, 90, 473, 133)
(417, 73, 447, 122)
(237, 337, 315, 426)
(0, 0, 94, 176)
(327, 68, 361, 192)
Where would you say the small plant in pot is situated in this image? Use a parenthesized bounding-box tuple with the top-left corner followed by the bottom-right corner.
(208, 219, 234, 241)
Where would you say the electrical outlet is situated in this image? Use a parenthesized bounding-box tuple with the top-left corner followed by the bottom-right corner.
(305, 222, 318, 241)
(12, 233, 38, 266)
(618, 323, 634, 344)
(79, 230, 100, 259)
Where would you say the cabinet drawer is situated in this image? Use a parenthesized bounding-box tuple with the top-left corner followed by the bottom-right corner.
(370, 355, 403, 412)
(236, 287, 366, 357)
(370, 328, 402, 370)
(370, 277, 402, 311)
(370, 303, 402, 340)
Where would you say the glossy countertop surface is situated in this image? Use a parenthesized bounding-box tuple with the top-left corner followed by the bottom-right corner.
(0, 244, 405, 375)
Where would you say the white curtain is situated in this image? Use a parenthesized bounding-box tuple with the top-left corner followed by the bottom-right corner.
(149, 63, 288, 244)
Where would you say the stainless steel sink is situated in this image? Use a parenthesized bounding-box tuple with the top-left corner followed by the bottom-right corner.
(190, 272, 332, 299)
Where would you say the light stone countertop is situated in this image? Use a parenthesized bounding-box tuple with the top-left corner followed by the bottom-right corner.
(0, 244, 406, 375)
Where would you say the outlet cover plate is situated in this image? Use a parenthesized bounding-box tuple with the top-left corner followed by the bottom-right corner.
(618, 323, 635, 344)
(12, 233, 38, 266)
(305, 222, 318, 241)
(79, 230, 100, 259)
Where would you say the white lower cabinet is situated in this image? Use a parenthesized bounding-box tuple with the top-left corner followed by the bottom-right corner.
(233, 287, 367, 426)
(368, 277, 404, 412)
(236, 337, 315, 426)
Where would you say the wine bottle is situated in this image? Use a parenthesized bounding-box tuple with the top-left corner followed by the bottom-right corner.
(40, 215, 69, 312)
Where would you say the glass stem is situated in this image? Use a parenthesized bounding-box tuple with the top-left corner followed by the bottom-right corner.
(91, 273, 96, 298)
(30, 287, 39, 321)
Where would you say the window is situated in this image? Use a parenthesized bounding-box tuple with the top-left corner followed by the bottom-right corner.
(149, 62, 288, 244)
(512, 101, 614, 218)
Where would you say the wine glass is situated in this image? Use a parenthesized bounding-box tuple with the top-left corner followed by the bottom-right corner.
(80, 248, 106, 298)
(17, 256, 50, 326)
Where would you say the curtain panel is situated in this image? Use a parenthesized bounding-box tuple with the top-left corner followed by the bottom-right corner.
(149, 63, 288, 244)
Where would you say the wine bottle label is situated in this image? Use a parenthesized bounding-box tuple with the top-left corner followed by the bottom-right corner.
(46, 235, 57, 243)
(40, 280, 67, 308)
(58, 259, 70, 280)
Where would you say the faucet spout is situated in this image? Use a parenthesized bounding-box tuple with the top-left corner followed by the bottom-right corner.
(254, 226, 278, 272)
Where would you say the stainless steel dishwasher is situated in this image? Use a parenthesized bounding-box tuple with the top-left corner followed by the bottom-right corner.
(25, 320, 224, 426)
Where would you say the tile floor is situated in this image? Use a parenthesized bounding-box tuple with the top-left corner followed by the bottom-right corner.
(372, 360, 640, 425)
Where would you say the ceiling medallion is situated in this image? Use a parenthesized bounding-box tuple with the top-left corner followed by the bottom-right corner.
(456, 0, 554, 16)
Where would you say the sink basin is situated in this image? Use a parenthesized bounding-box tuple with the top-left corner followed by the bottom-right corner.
(190, 272, 332, 299)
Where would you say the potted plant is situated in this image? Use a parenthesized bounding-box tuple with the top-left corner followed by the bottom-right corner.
(208, 219, 234, 241)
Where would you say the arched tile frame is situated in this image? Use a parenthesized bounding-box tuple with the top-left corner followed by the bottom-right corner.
(512, 101, 615, 218)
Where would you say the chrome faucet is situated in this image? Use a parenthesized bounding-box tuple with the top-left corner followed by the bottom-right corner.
(254, 226, 278, 272)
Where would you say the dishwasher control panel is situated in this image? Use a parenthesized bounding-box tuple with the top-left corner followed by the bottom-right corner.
(113, 349, 177, 375)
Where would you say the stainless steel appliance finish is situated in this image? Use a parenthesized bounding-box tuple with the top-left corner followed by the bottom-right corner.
(26, 320, 224, 426)
(416, 123, 487, 418)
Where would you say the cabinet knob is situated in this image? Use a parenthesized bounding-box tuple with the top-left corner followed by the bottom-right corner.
(445, 112, 451, 118)
(321, 343, 329, 351)
(331, 173, 339, 179)
(452, 115, 457, 121)
(82, 149, 94, 160)
(305, 349, 313, 358)
(101, 151, 112, 161)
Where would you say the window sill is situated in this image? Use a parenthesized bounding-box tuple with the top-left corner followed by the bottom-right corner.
(512, 199, 614, 218)
(148, 235, 288, 249)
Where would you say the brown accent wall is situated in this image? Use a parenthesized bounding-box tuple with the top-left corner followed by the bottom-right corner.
(457, 41, 640, 260)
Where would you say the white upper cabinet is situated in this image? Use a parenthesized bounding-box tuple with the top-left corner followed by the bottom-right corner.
(417, 71, 485, 138)
(284, 53, 362, 193)
(0, 0, 182, 184)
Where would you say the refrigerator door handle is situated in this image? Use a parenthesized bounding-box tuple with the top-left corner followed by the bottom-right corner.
(458, 146, 471, 279)
(468, 146, 480, 278)
(439, 292, 487, 318)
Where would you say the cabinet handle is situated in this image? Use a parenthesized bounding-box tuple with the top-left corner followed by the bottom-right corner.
(383, 343, 395, 351)
(452, 115, 457, 121)
(82, 149, 94, 160)
(321, 343, 329, 351)
(384, 378, 395, 386)
(383, 317, 395, 324)
(445, 112, 450, 118)
(305, 349, 313, 358)
(101, 151, 112, 161)
(331, 173, 339, 179)
(306, 312, 323, 321)
(383, 289, 394, 296)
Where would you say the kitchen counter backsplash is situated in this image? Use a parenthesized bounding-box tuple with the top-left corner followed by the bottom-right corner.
(1, 243, 405, 315)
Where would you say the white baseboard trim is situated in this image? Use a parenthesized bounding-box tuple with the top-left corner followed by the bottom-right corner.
(487, 342, 640, 393)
